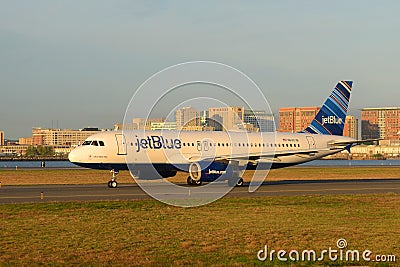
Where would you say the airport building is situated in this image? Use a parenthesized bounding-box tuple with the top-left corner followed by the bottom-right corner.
(343, 115, 359, 139)
(0, 131, 4, 146)
(243, 110, 275, 132)
(0, 144, 29, 156)
(278, 107, 320, 132)
(18, 137, 33, 145)
(32, 127, 104, 147)
(331, 143, 400, 160)
(150, 122, 177, 131)
(114, 118, 167, 131)
(361, 107, 400, 140)
(208, 106, 244, 131)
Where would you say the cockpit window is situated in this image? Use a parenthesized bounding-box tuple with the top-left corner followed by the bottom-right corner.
(82, 140, 104, 146)
(82, 140, 91, 146)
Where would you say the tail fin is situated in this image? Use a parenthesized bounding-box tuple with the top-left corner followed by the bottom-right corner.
(303, 81, 353, 136)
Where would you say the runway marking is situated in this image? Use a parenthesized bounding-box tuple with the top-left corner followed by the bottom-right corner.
(251, 187, 399, 193)
(0, 194, 146, 200)
(1, 187, 398, 201)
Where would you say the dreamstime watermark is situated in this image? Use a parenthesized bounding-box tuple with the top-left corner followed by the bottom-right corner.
(123, 61, 275, 207)
(257, 238, 396, 263)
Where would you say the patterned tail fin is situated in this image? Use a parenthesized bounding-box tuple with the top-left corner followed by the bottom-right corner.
(303, 81, 353, 136)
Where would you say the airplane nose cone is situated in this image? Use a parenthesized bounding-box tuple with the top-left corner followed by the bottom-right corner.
(68, 148, 78, 163)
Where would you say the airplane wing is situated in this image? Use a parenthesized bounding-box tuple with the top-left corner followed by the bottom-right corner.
(191, 149, 321, 163)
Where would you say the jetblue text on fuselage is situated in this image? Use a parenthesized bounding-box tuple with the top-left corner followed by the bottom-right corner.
(321, 116, 343, 125)
(135, 135, 182, 152)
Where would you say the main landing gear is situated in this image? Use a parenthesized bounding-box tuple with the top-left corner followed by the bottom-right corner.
(108, 169, 119, 188)
(228, 177, 244, 187)
(186, 176, 244, 187)
(187, 176, 202, 186)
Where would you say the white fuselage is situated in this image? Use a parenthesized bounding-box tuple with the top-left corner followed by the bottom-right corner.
(68, 130, 354, 172)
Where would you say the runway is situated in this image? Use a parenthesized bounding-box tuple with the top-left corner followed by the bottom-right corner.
(1, 179, 400, 204)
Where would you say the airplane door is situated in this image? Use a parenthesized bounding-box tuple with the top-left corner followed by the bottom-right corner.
(197, 141, 202, 151)
(197, 140, 210, 152)
(203, 140, 209, 151)
(306, 136, 316, 149)
(115, 134, 127, 155)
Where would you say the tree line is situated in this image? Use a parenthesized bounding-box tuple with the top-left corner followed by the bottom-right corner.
(25, 146, 54, 157)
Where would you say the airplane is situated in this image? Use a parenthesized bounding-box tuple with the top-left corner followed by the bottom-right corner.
(69, 80, 369, 188)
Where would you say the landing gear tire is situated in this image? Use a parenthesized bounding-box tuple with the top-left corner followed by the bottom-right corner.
(236, 178, 244, 187)
(228, 177, 244, 187)
(187, 176, 202, 186)
(108, 180, 118, 188)
(194, 180, 202, 186)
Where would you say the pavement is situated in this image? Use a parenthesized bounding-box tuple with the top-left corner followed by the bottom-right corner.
(1, 179, 400, 204)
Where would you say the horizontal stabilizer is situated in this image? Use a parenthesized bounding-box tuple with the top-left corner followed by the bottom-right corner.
(329, 138, 381, 146)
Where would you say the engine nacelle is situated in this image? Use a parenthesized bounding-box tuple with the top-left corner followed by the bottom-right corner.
(189, 161, 234, 182)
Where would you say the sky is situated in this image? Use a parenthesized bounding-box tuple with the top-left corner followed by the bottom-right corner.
(1, 1, 400, 139)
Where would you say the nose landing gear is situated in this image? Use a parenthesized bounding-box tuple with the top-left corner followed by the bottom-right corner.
(108, 169, 119, 188)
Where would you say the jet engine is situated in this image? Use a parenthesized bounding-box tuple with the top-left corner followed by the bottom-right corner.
(188, 161, 233, 183)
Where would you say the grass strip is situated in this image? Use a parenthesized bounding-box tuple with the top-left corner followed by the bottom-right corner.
(1, 194, 399, 266)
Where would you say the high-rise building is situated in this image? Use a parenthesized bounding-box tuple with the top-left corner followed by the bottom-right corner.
(361, 107, 400, 140)
(278, 107, 320, 132)
(243, 110, 275, 132)
(343, 115, 359, 139)
(208, 106, 244, 131)
(175, 107, 200, 130)
(0, 131, 4, 146)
